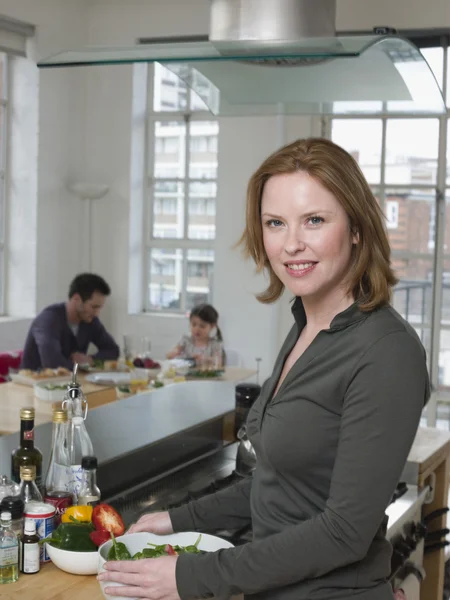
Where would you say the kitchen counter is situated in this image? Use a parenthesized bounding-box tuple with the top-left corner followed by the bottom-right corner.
(4, 561, 244, 599)
(0, 367, 256, 436)
(0, 376, 117, 436)
(3, 562, 104, 599)
(0, 379, 242, 478)
(3, 426, 450, 600)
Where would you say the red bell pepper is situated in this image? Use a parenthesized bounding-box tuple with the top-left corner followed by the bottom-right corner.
(92, 503, 125, 536)
(89, 529, 112, 547)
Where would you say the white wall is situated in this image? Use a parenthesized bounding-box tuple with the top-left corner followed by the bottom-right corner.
(0, 0, 88, 351)
(336, 0, 450, 30)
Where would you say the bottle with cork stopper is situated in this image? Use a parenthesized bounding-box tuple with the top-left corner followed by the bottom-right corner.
(19, 466, 42, 506)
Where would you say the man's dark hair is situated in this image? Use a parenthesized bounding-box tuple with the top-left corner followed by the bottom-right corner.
(68, 273, 111, 302)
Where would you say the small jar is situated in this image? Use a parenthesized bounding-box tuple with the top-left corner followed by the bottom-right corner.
(0, 495, 25, 541)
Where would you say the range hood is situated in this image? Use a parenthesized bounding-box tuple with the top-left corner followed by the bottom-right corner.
(37, 0, 445, 116)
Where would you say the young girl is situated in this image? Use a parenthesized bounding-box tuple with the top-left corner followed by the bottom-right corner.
(166, 304, 224, 368)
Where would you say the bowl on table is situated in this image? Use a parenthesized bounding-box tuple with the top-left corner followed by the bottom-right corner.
(45, 543, 98, 575)
(98, 531, 234, 600)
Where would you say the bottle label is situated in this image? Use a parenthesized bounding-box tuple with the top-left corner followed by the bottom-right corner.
(68, 465, 83, 500)
(43, 494, 73, 526)
(23, 429, 34, 441)
(22, 543, 40, 573)
(0, 545, 18, 567)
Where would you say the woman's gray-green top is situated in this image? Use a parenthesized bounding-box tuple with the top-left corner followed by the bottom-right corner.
(170, 299, 430, 600)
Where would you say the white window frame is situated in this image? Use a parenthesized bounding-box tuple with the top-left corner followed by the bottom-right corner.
(326, 35, 450, 427)
(0, 54, 8, 316)
(144, 65, 218, 313)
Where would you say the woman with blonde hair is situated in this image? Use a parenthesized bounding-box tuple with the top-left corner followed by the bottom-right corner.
(99, 138, 429, 600)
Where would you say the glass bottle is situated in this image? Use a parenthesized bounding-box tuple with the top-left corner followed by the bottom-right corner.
(43, 409, 72, 526)
(78, 456, 101, 507)
(63, 365, 94, 502)
(18, 466, 42, 505)
(20, 519, 40, 574)
(11, 408, 43, 492)
(0, 475, 20, 503)
(0, 511, 19, 584)
(0, 497, 24, 542)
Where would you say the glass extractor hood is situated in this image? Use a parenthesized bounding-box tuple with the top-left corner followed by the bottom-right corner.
(37, 35, 446, 116)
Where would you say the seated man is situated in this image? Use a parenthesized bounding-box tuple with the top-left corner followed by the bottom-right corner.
(21, 273, 120, 370)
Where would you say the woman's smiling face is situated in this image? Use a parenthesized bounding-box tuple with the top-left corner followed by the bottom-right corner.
(261, 171, 358, 302)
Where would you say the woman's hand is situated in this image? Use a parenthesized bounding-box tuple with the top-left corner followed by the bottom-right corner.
(98, 556, 180, 599)
(127, 511, 174, 535)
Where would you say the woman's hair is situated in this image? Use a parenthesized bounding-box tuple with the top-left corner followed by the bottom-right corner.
(239, 137, 397, 311)
(190, 304, 223, 341)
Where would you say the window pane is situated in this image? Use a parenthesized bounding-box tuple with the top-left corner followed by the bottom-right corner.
(447, 48, 450, 107)
(385, 189, 436, 254)
(153, 64, 187, 112)
(189, 121, 218, 180)
(154, 121, 185, 178)
(440, 256, 450, 388)
(385, 119, 439, 185)
(188, 181, 216, 240)
(186, 249, 214, 310)
(444, 191, 450, 255)
(446, 120, 450, 185)
(148, 248, 183, 310)
(152, 181, 184, 239)
(190, 90, 209, 111)
(391, 257, 433, 360)
(421, 47, 444, 94)
(331, 119, 382, 184)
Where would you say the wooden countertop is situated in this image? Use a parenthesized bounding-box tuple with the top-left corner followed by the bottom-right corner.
(0, 367, 257, 436)
(4, 562, 104, 600)
(4, 561, 244, 599)
(0, 376, 117, 436)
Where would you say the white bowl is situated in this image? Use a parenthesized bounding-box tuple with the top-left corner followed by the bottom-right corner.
(98, 531, 233, 600)
(45, 543, 98, 575)
(33, 378, 71, 402)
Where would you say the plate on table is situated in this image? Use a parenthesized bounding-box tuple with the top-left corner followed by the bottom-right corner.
(85, 372, 133, 386)
(85, 368, 157, 387)
(10, 367, 72, 387)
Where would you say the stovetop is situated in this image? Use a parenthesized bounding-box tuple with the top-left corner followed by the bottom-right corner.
(106, 442, 421, 548)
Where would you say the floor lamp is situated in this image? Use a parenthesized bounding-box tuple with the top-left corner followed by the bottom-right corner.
(67, 182, 109, 271)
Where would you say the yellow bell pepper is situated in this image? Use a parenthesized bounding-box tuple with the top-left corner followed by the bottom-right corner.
(61, 505, 93, 524)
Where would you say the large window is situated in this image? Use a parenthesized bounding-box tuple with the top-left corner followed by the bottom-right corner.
(145, 64, 218, 312)
(329, 41, 450, 425)
(0, 53, 8, 315)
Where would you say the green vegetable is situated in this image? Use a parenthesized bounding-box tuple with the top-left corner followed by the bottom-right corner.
(153, 380, 164, 388)
(188, 370, 224, 378)
(107, 532, 132, 561)
(40, 522, 96, 552)
(43, 384, 68, 391)
(92, 359, 105, 369)
(131, 534, 202, 559)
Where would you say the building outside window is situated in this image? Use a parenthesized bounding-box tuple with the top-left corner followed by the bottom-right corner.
(146, 63, 218, 312)
(328, 39, 450, 426)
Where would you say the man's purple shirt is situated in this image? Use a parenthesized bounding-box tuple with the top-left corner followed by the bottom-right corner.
(21, 302, 119, 370)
